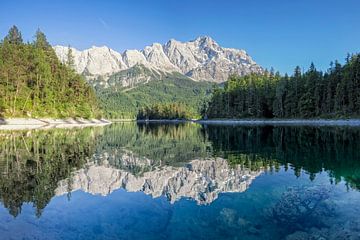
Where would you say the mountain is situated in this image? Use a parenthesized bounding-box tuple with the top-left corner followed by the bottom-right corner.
(53, 36, 263, 119)
(53, 36, 262, 86)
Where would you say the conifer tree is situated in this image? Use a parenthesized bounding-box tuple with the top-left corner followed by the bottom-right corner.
(34, 28, 51, 49)
(66, 45, 75, 69)
(4, 25, 23, 44)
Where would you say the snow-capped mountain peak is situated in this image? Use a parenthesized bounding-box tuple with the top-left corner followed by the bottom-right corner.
(53, 36, 262, 84)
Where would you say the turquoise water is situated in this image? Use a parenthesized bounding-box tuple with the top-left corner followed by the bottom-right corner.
(0, 123, 359, 239)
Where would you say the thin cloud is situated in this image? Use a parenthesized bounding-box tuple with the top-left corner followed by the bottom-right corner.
(98, 18, 110, 30)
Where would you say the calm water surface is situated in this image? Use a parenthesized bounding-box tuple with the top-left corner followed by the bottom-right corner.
(0, 123, 359, 240)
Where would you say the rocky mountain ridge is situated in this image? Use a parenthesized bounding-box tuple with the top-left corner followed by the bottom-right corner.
(54, 36, 262, 85)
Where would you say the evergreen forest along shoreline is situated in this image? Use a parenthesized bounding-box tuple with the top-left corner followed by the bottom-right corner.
(0, 26, 102, 120)
(137, 54, 360, 121)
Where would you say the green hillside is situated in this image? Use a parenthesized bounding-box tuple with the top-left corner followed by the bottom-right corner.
(97, 71, 213, 119)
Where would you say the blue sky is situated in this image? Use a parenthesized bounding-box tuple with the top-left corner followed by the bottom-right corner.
(0, 0, 359, 74)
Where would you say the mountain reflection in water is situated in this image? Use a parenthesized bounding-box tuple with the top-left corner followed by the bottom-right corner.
(0, 122, 359, 218)
(56, 157, 262, 204)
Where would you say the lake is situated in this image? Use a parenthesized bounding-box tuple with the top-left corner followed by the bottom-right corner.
(0, 122, 359, 240)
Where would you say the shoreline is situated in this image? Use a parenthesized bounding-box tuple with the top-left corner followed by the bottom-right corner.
(135, 119, 360, 126)
(0, 118, 111, 131)
(3, 118, 360, 130)
(198, 119, 360, 126)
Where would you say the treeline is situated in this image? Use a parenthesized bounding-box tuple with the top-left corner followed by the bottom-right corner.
(137, 103, 193, 120)
(204, 54, 360, 119)
(0, 26, 100, 118)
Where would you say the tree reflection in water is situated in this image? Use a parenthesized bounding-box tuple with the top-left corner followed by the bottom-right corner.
(0, 123, 359, 218)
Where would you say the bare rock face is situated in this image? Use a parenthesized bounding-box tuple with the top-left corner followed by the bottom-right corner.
(54, 46, 127, 78)
(142, 43, 179, 72)
(164, 36, 262, 81)
(122, 49, 150, 68)
(55, 157, 262, 204)
(53, 36, 262, 86)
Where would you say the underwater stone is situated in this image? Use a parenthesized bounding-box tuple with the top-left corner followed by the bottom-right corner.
(269, 185, 333, 230)
(219, 208, 237, 226)
(285, 231, 310, 240)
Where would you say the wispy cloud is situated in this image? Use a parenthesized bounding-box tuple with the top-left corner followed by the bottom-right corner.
(98, 18, 110, 30)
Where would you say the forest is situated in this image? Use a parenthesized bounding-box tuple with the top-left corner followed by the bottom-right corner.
(0, 26, 100, 118)
(137, 103, 192, 120)
(204, 55, 360, 119)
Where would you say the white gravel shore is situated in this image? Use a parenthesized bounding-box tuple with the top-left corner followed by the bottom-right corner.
(0, 118, 111, 131)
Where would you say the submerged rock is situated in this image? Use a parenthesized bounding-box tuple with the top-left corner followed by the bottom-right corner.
(285, 231, 310, 240)
(268, 185, 334, 231)
(218, 208, 237, 226)
(247, 226, 260, 235)
(286, 224, 360, 240)
(237, 217, 249, 227)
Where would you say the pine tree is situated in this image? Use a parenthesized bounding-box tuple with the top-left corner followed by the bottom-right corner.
(4, 25, 23, 44)
(273, 75, 288, 118)
(66, 45, 75, 69)
(34, 28, 51, 49)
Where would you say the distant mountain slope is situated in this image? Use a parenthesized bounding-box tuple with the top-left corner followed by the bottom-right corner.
(54, 36, 262, 84)
(89, 64, 172, 89)
(96, 73, 213, 119)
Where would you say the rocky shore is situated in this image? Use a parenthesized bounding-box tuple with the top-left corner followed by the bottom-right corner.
(0, 118, 111, 130)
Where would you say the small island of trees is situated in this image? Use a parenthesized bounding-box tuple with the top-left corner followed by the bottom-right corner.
(137, 103, 192, 120)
